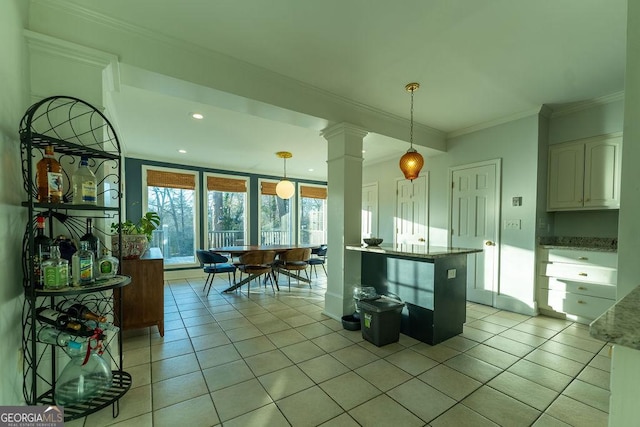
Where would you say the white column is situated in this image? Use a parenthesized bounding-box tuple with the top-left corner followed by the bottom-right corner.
(321, 123, 367, 320)
(617, 0, 640, 299)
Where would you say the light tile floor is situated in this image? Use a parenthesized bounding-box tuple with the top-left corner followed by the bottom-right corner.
(67, 272, 611, 427)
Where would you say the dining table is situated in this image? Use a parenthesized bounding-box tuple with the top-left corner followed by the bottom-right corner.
(209, 244, 319, 293)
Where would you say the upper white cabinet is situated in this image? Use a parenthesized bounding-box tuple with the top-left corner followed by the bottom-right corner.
(547, 133, 622, 211)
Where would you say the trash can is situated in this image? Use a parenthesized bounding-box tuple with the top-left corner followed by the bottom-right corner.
(358, 297, 404, 346)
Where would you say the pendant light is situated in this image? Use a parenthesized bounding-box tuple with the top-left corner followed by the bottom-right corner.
(275, 151, 295, 199)
(399, 82, 424, 181)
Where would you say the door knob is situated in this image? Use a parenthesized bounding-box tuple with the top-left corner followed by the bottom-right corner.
(485, 241, 495, 246)
(418, 238, 425, 242)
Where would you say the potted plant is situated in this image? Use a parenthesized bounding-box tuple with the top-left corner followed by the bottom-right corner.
(111, 212, 161, 259)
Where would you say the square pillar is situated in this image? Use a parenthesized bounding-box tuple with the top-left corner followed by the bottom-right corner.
(321, 123, 367, 319)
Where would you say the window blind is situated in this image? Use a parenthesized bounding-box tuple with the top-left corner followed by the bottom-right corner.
(261, 181, 278, 196)
(207, 176, 247, 192)
(146, 169, 196, 190)
(300, 185, 327, 199)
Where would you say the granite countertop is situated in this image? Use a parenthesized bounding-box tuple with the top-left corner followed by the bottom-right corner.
(590, 285, 640, 350)
(538, 236, 617, 252)
(345, 244, 482, 259)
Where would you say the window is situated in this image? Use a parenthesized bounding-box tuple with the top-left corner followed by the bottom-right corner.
(259, 180, 293, 245)
(205, 174, 248, 248)
(144, 166, 199, 266)
(299, 184, 327, 245)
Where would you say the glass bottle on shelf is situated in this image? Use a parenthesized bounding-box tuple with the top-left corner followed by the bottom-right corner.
(54, 340, 112, 406)
(56, 301, 107, 323)
(35, 145, 63, 203)
(41, 245, 69, 290)
(96, 248, 119, 280)
(36, 307, 82, 331)
(33, 215, 52, 289)
(80, 218, 99, 257)
(72, 156, 97, 205)
(36, 324, 74, 346)
(71, 241, 95, 286)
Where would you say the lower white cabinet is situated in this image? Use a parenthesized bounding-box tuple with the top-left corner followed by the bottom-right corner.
(537, 248, 617, 324)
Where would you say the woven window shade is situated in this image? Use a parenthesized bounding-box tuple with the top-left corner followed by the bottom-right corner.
(300, 185, 327, 199)
(261, 182, 278, 196)
(147, 169, 196, 190)
(207, 176, 247, 192)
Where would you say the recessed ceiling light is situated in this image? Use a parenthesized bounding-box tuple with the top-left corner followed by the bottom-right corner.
(178, 149, 187, 154)
(362, 150, 366, 153)
(308, 168, 314, 172)
(191, 113, 204, 120)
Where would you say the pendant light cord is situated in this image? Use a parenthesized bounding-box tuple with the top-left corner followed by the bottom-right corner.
(410, 88, 414, 150)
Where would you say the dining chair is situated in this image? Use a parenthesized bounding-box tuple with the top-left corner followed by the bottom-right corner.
(196, 250, 237, 296)
(275, 247, 312, 290)
(237, 250, 277, 294)
(308, 245, 327, 278)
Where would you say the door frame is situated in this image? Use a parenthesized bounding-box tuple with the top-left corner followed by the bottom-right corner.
(362, 182, 379, 239)
(448, 159, 501, 304)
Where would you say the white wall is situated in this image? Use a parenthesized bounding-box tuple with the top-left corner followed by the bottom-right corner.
(364, 115, 542, 314)
(0, 0, 30, 405)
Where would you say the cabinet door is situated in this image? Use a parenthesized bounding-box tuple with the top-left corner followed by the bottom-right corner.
(584, 135, 622, 209)
(548, 142, 584, 211)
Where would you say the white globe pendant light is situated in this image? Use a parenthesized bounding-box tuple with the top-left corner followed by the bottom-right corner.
(275, 151, 295, 199)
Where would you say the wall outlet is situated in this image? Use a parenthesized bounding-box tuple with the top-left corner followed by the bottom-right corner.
(447, 269, 457, 279)
(504, 219, 521, 230)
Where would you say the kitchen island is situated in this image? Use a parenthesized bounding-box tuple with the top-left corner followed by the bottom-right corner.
(346, 244, 482, 345)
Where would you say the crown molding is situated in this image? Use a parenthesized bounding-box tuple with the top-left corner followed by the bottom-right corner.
(447, 107, 542, 139)
(32, 0, 445, 143)
(24, 29, 118, 68)
(549, 91, 624, 118)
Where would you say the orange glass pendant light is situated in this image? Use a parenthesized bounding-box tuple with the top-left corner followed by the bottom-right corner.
(275, 151, 295, 199)
(399, 82, 424, 181)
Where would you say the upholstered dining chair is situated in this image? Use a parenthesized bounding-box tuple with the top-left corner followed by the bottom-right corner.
(196, 250, 237, 296)
(308, 245, 327, 278)
(237, 250, 277, 294)
(275, 247, 312, 290)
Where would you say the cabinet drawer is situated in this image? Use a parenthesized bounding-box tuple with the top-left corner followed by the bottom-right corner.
(546, 277, 616, 300)
(540, 262, 617, 285)
(547, 249, 617, 268)
(546, 289, 614, 320)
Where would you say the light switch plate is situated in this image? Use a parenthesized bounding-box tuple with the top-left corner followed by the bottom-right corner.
(504, 219, 521, 230)
(447, 269, 456, 279)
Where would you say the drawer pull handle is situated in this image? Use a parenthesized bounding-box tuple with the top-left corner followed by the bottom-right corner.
(578, 300, 586, 304)
(578, 257, 588, 260)
(578, 273, 588, 277)
(578, 286, 587, 290)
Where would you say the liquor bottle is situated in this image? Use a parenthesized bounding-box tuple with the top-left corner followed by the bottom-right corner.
(71, 241, 95, 286)
(56, 301, 107, 323)
(35, 145, 63, 203)
(96, 248, 119, 280)
(72, 156, 97, 205)
(33, 215, 52, 289)
(36, 307, 82, 331)
(41, 245, 69, 290)
(36, 324, 74, 346)
(80, 218, 100, 257)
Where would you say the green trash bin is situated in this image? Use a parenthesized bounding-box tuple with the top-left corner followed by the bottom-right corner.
(358, 297, 404, 346)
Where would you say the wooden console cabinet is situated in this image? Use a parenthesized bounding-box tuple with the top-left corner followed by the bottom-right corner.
(115, 247, 165, 336)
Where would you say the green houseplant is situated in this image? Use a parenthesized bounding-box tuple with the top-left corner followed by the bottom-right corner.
(111, 212, 161, 259)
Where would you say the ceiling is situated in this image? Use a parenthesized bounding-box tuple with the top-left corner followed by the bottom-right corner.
(53, 0, 627, 180)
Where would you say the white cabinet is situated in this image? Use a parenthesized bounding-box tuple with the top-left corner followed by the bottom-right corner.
(537, 248, 617, 324)
(547, 133, 622, 211)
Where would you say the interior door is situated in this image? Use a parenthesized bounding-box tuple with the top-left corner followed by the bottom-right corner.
(362, 183, 379, 239)
(395, 174, 428, 245)
(450, 161, 500, 306)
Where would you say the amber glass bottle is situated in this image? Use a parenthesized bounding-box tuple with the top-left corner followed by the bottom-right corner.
(36, 145, 63, 203)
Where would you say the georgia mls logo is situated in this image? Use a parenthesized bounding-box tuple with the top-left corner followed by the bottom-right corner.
(0, 405, 64, 426)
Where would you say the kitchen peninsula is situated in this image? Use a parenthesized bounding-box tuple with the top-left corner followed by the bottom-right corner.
(346, 244, 482, 344)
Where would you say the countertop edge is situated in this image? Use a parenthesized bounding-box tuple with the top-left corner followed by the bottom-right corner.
(540, 244, 617, 253)
(345, 245, 482, 259)
(590, 285, 640, 350)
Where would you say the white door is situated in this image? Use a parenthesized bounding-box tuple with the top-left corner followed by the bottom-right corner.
(450, 160, 500, 306)
(362, 183, 379, 239)
(395, 174, 428, 245)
